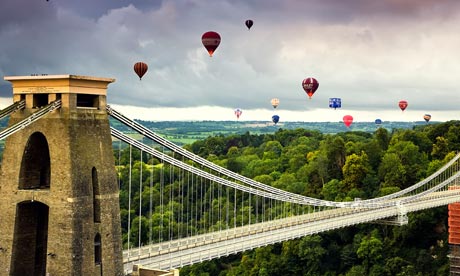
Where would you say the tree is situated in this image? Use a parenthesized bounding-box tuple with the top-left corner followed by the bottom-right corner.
(357, 232, 383, 275)
(386, 140, 428, 186)
(378, 153, 406, 189)
(342, 152, 371, 191)
(262, 140, 283, 159)
(446, 124, 460, 151)
(374, 127, 390, 151)
(321, 135, 346, 180)
(431, 136, 449, 160)
(321, 179, 343, 201)
(298, 235, 327, 275)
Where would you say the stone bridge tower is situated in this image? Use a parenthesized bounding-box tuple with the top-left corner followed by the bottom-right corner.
(0, 75, 123, 275)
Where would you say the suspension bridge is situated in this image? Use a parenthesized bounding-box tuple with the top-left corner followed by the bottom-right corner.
(0, 75, 459, 276)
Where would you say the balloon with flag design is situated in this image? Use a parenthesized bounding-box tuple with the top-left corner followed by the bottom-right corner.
(234, 108, 242, 119)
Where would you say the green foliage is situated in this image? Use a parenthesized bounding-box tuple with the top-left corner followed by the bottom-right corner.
(342, 151, 372, 191)
(111, 121, 459, 276)
(378, 153, 406, 189)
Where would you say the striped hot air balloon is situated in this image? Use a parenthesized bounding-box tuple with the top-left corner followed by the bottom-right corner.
(202, 31, 221, 57)
(133, 62, 148, 80)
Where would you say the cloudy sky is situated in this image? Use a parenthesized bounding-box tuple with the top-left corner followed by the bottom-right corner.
(1, 0, 460, 122)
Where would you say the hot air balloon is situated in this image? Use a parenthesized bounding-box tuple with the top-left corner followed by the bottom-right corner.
(271, 98, 279, 109)
(423, 114, 431, 123)
(272, 115, 280, 125)
(202, 31, 221, 57)
(234, 108, 242, 119)
(343, 115, 353, 128)
(133, 62, 148, 80)
(375, 118, 382, 125)
(245, 20, 253, 30)
(302, 77, 319, 99)
(329, 98, 341, 109)
(399, 100, 408, 111)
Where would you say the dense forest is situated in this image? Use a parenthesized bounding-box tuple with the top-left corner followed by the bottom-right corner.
(114, 120, 460, 276)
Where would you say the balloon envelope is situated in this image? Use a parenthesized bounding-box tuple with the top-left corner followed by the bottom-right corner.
(343, 115, 353, 127)
(234, 108, 242, 119)
(423, 114, 431, 122)
(329, 98, 341, 109)
(271, 98, 279, 108)
(375, 118, 382, 125)
(272, 115, 280, 124)
(134, 62, 148, 80)
(245, 19, 253, 30)
(302, 77, 319, 99)
(202, 31, 221, 57)
(399, 100, 408, 111)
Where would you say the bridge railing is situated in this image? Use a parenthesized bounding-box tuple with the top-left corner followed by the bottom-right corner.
(0, 100, 61, 141)
(0, 100, 25, 121)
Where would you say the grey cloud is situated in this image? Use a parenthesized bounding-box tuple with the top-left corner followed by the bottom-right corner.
(1, 0, 460, 117)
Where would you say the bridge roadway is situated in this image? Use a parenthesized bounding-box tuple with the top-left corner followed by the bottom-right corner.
(122, 189, 460, 272)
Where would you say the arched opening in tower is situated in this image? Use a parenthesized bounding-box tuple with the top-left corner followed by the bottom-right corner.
(92, 167, 101, 223)
(19, 132, 51, 189)
(10, 201, 49, 275)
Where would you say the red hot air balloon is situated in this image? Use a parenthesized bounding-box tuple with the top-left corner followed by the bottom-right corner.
(245, 20, 253, 30)
(343, 115, 353, 128)
(134, 62, 148, 80)
(302, 77, 319, 99)
(202, 31, 221, 57)
(399, 100, 408, 111)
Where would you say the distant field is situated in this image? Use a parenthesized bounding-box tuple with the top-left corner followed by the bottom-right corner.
(110, 119, 435, 146)
(0, 116, 437, 149)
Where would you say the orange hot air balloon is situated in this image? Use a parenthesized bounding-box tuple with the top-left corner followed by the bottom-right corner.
(134, 62, 148, 80)
(202, 31, 221, 57)
(423, 114, 431, 123)
(302, 77, 319, 99)
(343, 115, 353, 127)
(270, 98, 279, 108)
(399, 100, 408, 111)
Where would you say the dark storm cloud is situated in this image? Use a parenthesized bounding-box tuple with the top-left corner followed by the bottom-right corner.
(0, 0, 54, 27)
(51, 0, 163, 19)
(1, 0, 460, 121)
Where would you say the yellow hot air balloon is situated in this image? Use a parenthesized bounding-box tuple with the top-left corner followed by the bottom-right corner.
(270, 98, 279, 109)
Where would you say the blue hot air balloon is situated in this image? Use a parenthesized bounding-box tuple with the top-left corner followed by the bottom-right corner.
(272, 115, 280, 125)
(329, 98, 341, 109)
(375, 118, 382, 125)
